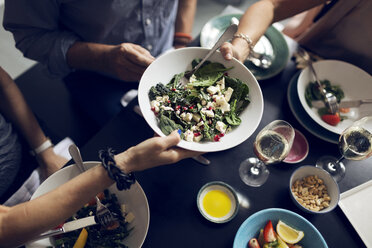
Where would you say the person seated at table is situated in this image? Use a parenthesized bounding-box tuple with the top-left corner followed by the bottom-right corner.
(0, 66, 68, 206)
(0, 129, 201, 248)
(220, 0, 372, 75)
(3, 0, 197, 126)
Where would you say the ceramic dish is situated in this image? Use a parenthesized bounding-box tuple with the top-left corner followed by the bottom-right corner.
(297, 60, 372, 135)
(287, 71, 339, 144)
(283, 129, 309, 164)
(290, 166, 340, 214)
(26, 162, 150, 248)
(200, 13, 289, 80)
(138, 47, 264, 152)
(338, 180, 372, 247)
(197, 181, 239, 223)
(233, 208, 328, 248)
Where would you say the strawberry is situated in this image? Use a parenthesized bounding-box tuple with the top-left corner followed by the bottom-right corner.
(263, 220, 277, 243)
(321, 114, 340, 126)
(248, 238, 261, 248)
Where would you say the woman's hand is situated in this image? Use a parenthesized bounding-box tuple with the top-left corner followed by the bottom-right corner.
(220, 39, 251, 63)
(103, 43, 155, 81)
(37, 148, 69, 179)
(115, 130, 204, 173)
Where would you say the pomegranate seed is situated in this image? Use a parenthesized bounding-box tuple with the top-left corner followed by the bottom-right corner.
(214, 135, 220, 142)
(151, 107, 155, 111)
(219, 133, 224, 137)
(171, 88, 176, 91)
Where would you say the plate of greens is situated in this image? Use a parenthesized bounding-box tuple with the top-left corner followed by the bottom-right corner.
(297, 60, 372, 135)
(26, 162, 149, 248)
(200, 13, 289, 80)
(138, 47, 264, 152)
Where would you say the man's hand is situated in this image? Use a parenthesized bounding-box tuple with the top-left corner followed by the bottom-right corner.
(104, 43, 155, 81)
(115, 130, 204, 173)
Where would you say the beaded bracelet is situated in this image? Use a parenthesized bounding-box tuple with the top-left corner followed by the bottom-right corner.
(233, 33, 254, 57)
(99, 148, 136, 191)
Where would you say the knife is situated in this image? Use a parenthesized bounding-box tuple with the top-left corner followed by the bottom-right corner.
(34, 216, 97, 241)
(312, 99, 372, 109)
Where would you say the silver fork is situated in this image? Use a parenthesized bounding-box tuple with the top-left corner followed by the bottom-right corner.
(68, 144, 117, 227)
(297, 47, 339, 114)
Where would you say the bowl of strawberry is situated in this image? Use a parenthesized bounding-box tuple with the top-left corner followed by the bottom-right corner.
(233, 208, 328, 248)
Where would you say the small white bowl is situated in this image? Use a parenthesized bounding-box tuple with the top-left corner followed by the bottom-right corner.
(197, 181, 239, 223)
(290, 166, 340, 214)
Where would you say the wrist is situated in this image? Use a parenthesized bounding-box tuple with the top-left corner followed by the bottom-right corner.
(30, 138, 53, 157)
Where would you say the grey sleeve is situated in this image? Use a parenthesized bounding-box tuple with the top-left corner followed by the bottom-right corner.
(3, 0, 80, 77)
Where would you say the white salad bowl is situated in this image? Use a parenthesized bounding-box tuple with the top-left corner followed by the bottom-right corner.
(297, 60, 372, 135)
(138, 47, 264, 152)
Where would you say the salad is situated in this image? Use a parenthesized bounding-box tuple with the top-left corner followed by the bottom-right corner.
(248, 220, 304, 248)
(148, 59, 250, 142)
(53, 190, 134, 248)
(304, 79, 347, 126)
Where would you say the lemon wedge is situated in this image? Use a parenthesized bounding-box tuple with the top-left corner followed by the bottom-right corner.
(276, 220, 304, 244)
(277, 235, 289, 248)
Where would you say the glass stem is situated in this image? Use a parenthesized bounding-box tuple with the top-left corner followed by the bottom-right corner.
(250, 159, 264, 176)
(336, 155, 345, 164)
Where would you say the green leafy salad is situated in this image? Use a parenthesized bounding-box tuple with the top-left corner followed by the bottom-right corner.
(148, 59, 251, 142)
(305, 79, 344, 108)
(53, 190, 134, 248)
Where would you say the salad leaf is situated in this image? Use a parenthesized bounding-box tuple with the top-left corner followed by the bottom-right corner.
(159, 114, 183, 135)
(225, 99, 242, 126)
(189, 62, 231, 87)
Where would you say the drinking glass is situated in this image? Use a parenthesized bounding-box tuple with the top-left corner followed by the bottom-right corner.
(316, 116, 372, 182)
(239, 120, 295, 187)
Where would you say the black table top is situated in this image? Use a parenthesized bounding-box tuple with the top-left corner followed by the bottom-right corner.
(77, 58, 370, 248)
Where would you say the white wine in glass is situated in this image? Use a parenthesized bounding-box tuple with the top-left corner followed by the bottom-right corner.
(239, 120, 295, 187)
(316, 116, 372, 182)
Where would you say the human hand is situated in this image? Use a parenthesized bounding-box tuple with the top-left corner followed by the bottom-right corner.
(37, 148, 69, 179)
(220, 40, 250, 63)
(115, 130, 204, 173)
(104, 43, 155, 82)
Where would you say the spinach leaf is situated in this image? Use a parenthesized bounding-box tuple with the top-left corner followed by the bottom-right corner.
(189, 62, 231, 87)
(159, 114, 183, 135)
(225, 99, 242, 126)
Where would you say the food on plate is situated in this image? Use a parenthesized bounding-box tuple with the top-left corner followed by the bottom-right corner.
(148, 59, 250, 142)
(248, 220, 304, 248)
(54, 190, 134, 248)
(304, 79, 347, 126)
(291, 175, 331, 212)
(276, 220, 304, 244)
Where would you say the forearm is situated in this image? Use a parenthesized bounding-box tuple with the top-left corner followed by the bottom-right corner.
(0, 165, 114, 247)
(233, 0, 328, 57)
(175, 0, 197, 34)
(66, 41, 112, 74)
(0, 68, 47, 149)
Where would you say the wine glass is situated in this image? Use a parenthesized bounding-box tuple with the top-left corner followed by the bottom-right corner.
(239, 120, 295, 187)
(316, 116, 372, 182)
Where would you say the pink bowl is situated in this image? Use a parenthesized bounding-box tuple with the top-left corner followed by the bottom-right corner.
(284, 129, 309, 164)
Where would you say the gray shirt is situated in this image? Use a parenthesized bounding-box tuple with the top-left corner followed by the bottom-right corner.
(3, 0, 178, 77)
(0, 113, 22, 197)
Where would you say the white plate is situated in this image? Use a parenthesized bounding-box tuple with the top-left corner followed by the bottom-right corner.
(338, 180, 372, 247)
(297, 60, 372, 134)
(26, 162, 149, 248)
(138, 47, 264, 152)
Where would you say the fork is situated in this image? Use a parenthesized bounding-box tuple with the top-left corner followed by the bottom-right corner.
(68, 144, 117, 227)
(297, 47, 339, 114)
